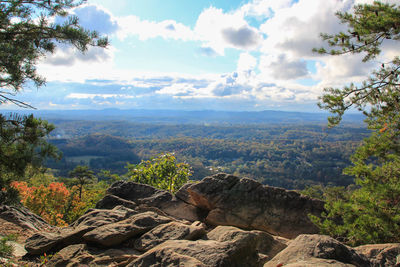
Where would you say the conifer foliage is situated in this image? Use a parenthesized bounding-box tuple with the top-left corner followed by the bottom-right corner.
(0, 0, 109, 107)
(312, 1, 400, 245)
(0, 1, 108, 204)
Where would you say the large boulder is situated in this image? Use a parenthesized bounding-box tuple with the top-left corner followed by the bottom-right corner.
(0, 205, 53, 233)
(207, 225, 287, 260)
(25, 205, 135, 255)
(134, 221, 206, 251)
(97, 181, 206, 222)
(264, 234, 370, 267)
(128, 239, 261, 267)
(70, 205, 135, 229)
(46, 244, 140, 267)
(83, 211, 172, 247)
(354, 243, 400, 267)
(176, 173, 325, 238)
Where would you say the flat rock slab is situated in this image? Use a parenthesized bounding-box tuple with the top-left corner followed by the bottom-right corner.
(0, 205, 53, 233)
(134, 221, 206, 251)
(83, 211, 172, 247)
(47, 243, 140, 267)
(25, 205, 136, 255)
(70, 205, 135, 229)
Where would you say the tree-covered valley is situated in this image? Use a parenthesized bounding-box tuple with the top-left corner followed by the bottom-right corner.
(45, 119, 369, 189)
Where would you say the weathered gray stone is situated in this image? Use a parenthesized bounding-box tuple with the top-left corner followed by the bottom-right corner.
(128, 239, 261, 267)
(134, 221, 206, 251)
(264, 234, 370, 267)
(70, 205, 135, 229)
(176, 173, 325, 238)
(207, 225, 287, 260)
(25, 205, 135, 255)
(95, 194, 138, 210)
(0, 205, 53, 232)
(100, 181, 205, 221)
(24, 232, 62, 255)
(276, 258, 358, 266)
(47, 243, 140, 267)
(83, 211, 172, 247)
(354, 243, 400, 267)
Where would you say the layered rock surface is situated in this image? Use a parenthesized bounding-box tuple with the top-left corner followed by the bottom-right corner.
(2, 173, 398, 266)
(176, 173, 325, 238)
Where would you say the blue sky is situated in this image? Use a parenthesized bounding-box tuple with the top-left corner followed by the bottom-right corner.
(3, 0, 398, 111)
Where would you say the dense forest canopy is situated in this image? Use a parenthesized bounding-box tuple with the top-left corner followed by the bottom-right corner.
(43, 120, 367, 189)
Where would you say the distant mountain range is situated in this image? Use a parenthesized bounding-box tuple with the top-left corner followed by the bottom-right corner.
(1, 109, 365, 125)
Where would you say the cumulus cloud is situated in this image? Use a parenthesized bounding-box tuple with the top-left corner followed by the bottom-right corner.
(240, 0, 293, 18)
(66, 93, 133, 99)
(44, 46, 112, 66)
(237, 53, 257, 73)
(41, 4, 116, 69)
(222, 26, 261, 49)
(117, 16, 195, 41)
(156, 83, 198, 97)
(259, 0, 348, 58)
(194, 7, 263, 55)
(24, 0, 400, 112)
(259, 54, 308, 80)
(73, 5, 119, 34)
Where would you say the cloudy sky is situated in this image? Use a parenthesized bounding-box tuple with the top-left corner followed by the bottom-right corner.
(4, 0, 399, 111)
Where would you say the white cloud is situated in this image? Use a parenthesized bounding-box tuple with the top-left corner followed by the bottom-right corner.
(259, 0, 349, 59)
(315, 53, 376, 87)
(239, 0, 292, 18)
(66, 93, 134, 99)
(156, 83, 198, 97)
(21, 0, 400, 111)
(194, 7, 263, 55)
(117, 16, 195, 41)
(72, 4, 119, 34)
(259, 54, 308, 80)
(44, 46, 112, 66)
(237, 52, 257, 73)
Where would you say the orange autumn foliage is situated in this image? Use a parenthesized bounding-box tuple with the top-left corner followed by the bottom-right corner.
(11, 181, 84, 226)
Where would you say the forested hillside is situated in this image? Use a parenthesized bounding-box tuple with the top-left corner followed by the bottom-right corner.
(46, 120, 369, 189)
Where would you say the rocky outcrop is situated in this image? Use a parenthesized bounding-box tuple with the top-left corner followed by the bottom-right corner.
(83, 211, 172, 247)
(0, 205, 53, 233)
(354, 243, 400, 267)
(129, 239, 261, 267)
(47, 244, 140, 267)
(10, 173, 399, 266)
(134, 221, 206, 251)
(207, 225, 288, 260)
(25, 205, 136, 255)
(176, 173, 325, 238)
(264, 234, 371, 267)
(96, 180, 206, 222)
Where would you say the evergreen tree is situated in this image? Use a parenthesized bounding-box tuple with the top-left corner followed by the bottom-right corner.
(312, 1, 400, 245)
(0, 113, 60, 204)
(0, 0, 109, 106)
(0, 1, 108, 203)
(69, 165, 96, 200)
